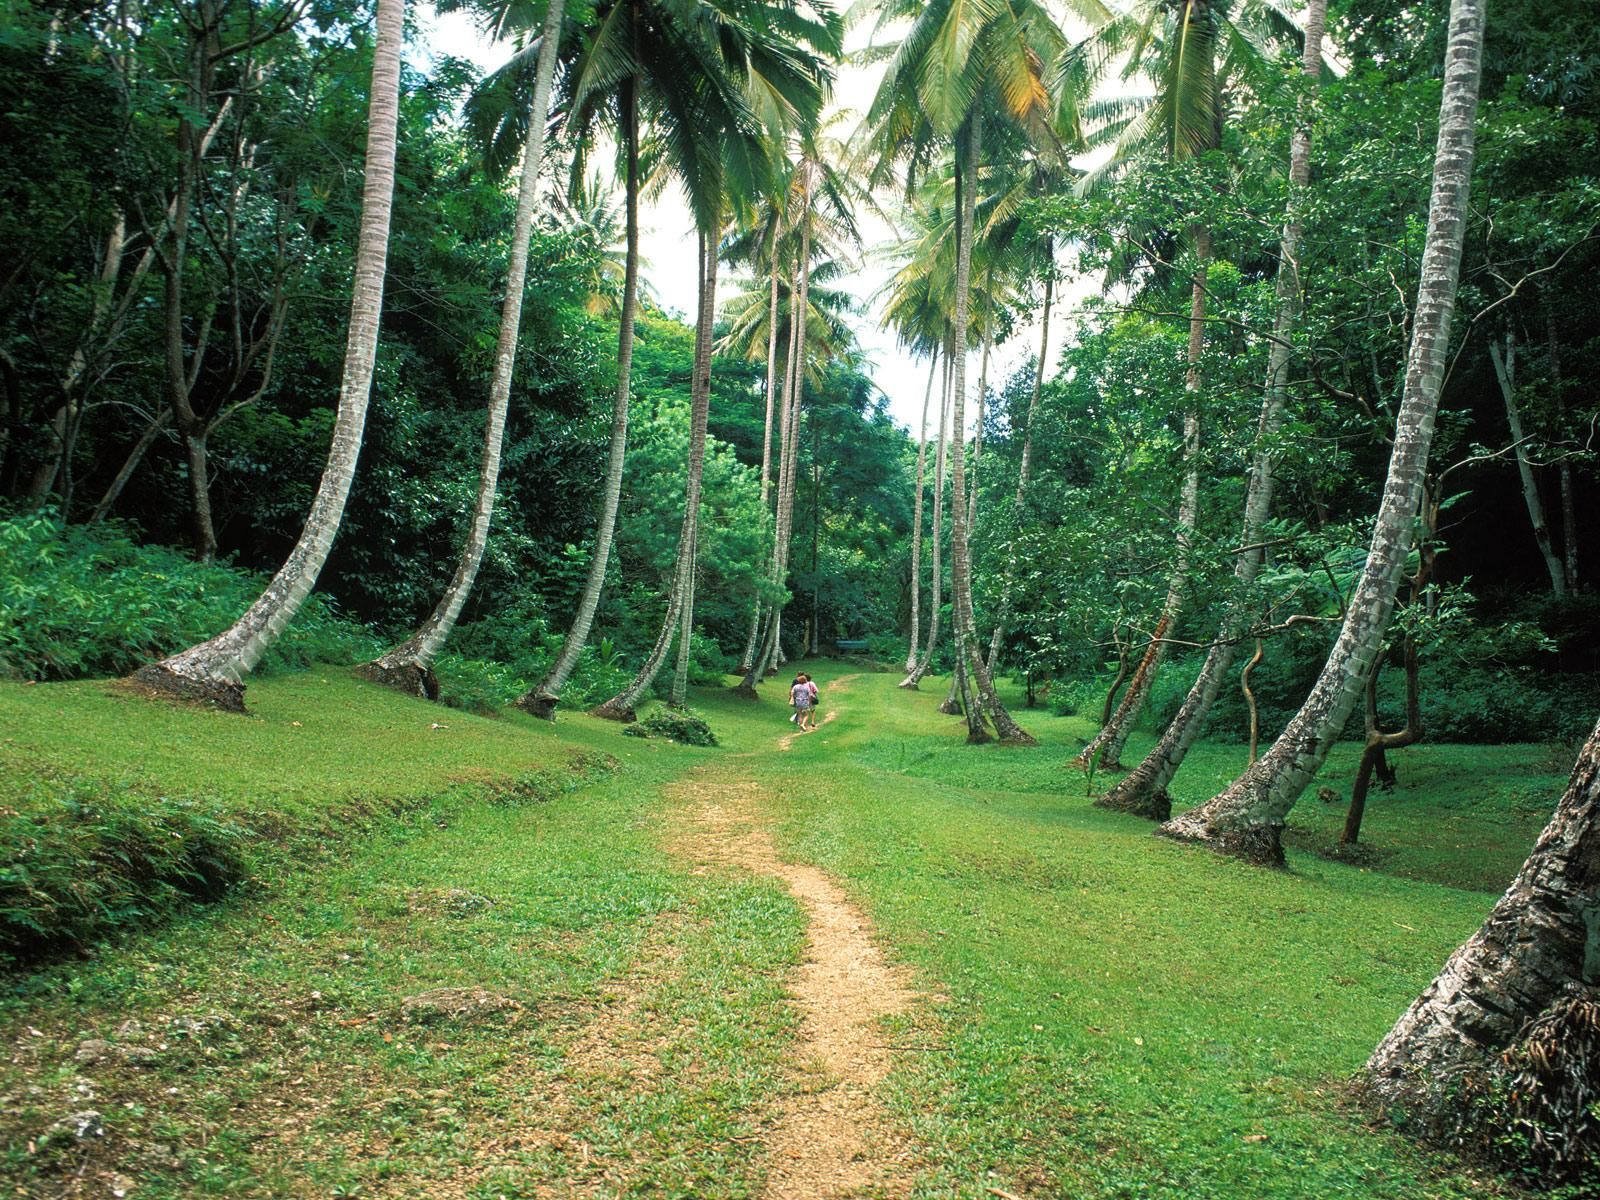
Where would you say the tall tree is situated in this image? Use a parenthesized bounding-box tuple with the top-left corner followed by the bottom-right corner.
(361, 0, 566, 699)
(131, 0, 406, 711)
(1099, 0, 1328, 819)
(1158, 0, 1486, 863)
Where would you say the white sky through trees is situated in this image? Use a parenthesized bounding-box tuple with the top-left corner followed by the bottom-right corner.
(418, 2, 1094, 438)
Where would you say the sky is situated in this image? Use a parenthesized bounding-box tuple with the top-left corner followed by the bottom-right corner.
(416, 3, 1100, 438)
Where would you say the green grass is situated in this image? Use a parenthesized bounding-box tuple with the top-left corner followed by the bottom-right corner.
(0, 662, 1568, 1198)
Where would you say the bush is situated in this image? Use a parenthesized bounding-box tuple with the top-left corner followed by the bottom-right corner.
(1049, 674, 1119, 719)
(0, 512, 381, 681)
(0, 783, 249, 966)
(631, 709, 718, 746)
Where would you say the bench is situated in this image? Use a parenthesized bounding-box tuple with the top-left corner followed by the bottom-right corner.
(834, 639, 871, 653)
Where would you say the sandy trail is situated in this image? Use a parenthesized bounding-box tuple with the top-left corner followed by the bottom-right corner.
(669, 740, 919, 1197)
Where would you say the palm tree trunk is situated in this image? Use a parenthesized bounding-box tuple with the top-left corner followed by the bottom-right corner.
(362, 0, 564, 700)
(131, 0, 406, 711)
(738, 234, 785, 675)
(1077, 233, 1206, 770)
(901, 351, 937, 681)
(986, 256, 1054, 673)
(594, 229, 718, 720)
(1490, 332, 1565, 597)
(1365, 709, 1599, 1134)
(947, 114, 1033, 745)
(1099, 0, 1327, 819)
(1158, 0, 1484, 864)
(518, 77, 641, 720)
(907, 358, 950, 689)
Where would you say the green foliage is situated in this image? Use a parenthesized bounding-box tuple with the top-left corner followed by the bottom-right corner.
(632, 708, 719, 747)
(0, 783, 248, 967)
(0, 513, 381, 681)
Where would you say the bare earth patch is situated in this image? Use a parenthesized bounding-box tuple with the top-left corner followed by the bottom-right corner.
(670, 768, 921, 1199)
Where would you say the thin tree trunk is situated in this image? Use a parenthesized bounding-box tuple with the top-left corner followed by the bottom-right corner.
(1490, 331, 1565, 597)
(1242, 639, 1263, 764)
(88, 407, 172, 522)
(132, 0, 406, 711)
(671, 522, 698, 707)
(519, 77, 640, 720)
(947, 114, 1033, 745)
(594, 229, 718, 719)
(362, 0, 563, 699)
(901, 351, 937, 681)
(738, 233, 785, 675)
(986, 256, 1053, 674)
(1098, 0, 1327, 818)
(1365, 707, 1600, 1135)
(1546, 307, 1578, 590)
(1342, 636, 1422, 844)
(907, 358, 950, 688)
(1158, 0, 1484, 864)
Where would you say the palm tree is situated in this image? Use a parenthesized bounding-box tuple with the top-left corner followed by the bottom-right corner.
(1158, 0, 1485, 863)
(586, 0, 837, 720)
(1069, 0, 1301, 771)
(361, 0, 567, 700)
(860, 0, 1072, 744)
(1099, 0, 1328, 819)
(131, 0, 407, 711)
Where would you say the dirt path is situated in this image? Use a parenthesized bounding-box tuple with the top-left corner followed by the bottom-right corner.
(776, 673, 857, 752)
(669, 758, 919, 1198)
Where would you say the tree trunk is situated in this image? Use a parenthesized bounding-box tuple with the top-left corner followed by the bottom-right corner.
(946, 114, 1033, 746)
(362, 0, 563, 700)
(986, 255, 1053, 674)
(1342, 636, 1424, 845)
(594, 229, 718, 720)
(738, 233, 785, 676)
(905, 357, 950, 688)
(1243, 639, 1263, 764)
(1364, 710, 1600, 1144)
(88, 407, 172, 523)
(1158, 0, 1484, 864)
(902, 351, 937, 680)
(518, 76, 640, 720)
(1490, 331, 1565, 597)
(131, 0, 406, 711)
(183, 429, 219, 563)
(1097, 0, 1327, 818)
(1546, 307, 1578, 591)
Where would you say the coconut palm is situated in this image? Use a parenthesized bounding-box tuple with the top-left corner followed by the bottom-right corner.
(859, 0, 1077, 743)
(361, 0, 568, 700)
(131, 0, 407, 711)
(1069, 0, 1302, 771)
(1099, 0, 1329, 819)
(517, 0, 838, 720)
(1158, 0, 1485, 863)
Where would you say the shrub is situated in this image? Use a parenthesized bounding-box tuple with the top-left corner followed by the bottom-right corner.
(0, 512, 380, 681)
(633, 709, 718, 747)
(0, 783, 249, 966)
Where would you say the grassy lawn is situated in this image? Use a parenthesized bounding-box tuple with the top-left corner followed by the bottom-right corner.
(0, 662, 1566, 1197)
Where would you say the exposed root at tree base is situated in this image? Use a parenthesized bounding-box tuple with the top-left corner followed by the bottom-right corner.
(1095, 784, 1172, 823)
(124, 663, 248, 713)
(587, 702, 636, 723)
(514, 692, 559, 721)
(1155, 814, 1286, 867)
(353, 660, 440, 701)
(670, 773, 920, 1198)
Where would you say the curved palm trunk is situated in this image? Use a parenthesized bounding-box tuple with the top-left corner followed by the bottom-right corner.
(131, 0, 406, 711)
(518, 80, 641, 721)
(1159, 0, 1483, 864)
(907, 359, 950, 689)
(986, 258, 1054, 674)
(1365, 709, 1600, 1134)
(1078, 236, 1207, 771)
(738, 234, 784, 675)
(947, 115, 1033, 745)
(362, 0, 564, 700)
(594, 231, 718, 720)
(901, 352, 937, 681)
(1099, 0, 1327, 819)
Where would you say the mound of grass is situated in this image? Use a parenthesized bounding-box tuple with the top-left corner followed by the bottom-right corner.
(623, 708, 719, 746)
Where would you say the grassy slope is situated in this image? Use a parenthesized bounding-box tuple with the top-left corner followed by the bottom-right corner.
(0, 664, 1564, 1198)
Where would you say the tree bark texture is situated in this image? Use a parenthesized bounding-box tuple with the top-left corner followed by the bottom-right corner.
(362, 0, 564, 699)
(132, 0, 406, 711)
(1097, 0, 1327, 818)
(903, 352, 937, 680)
(1364, 710, 1600, 1140)
(905, 357, 950, 688)
(519, 77, 640, 720)
(1158, 0, 1484, 864)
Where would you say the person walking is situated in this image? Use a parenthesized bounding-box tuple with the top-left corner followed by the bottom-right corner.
(789, 673, 813, 730)
(803, 674, 820, 731)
